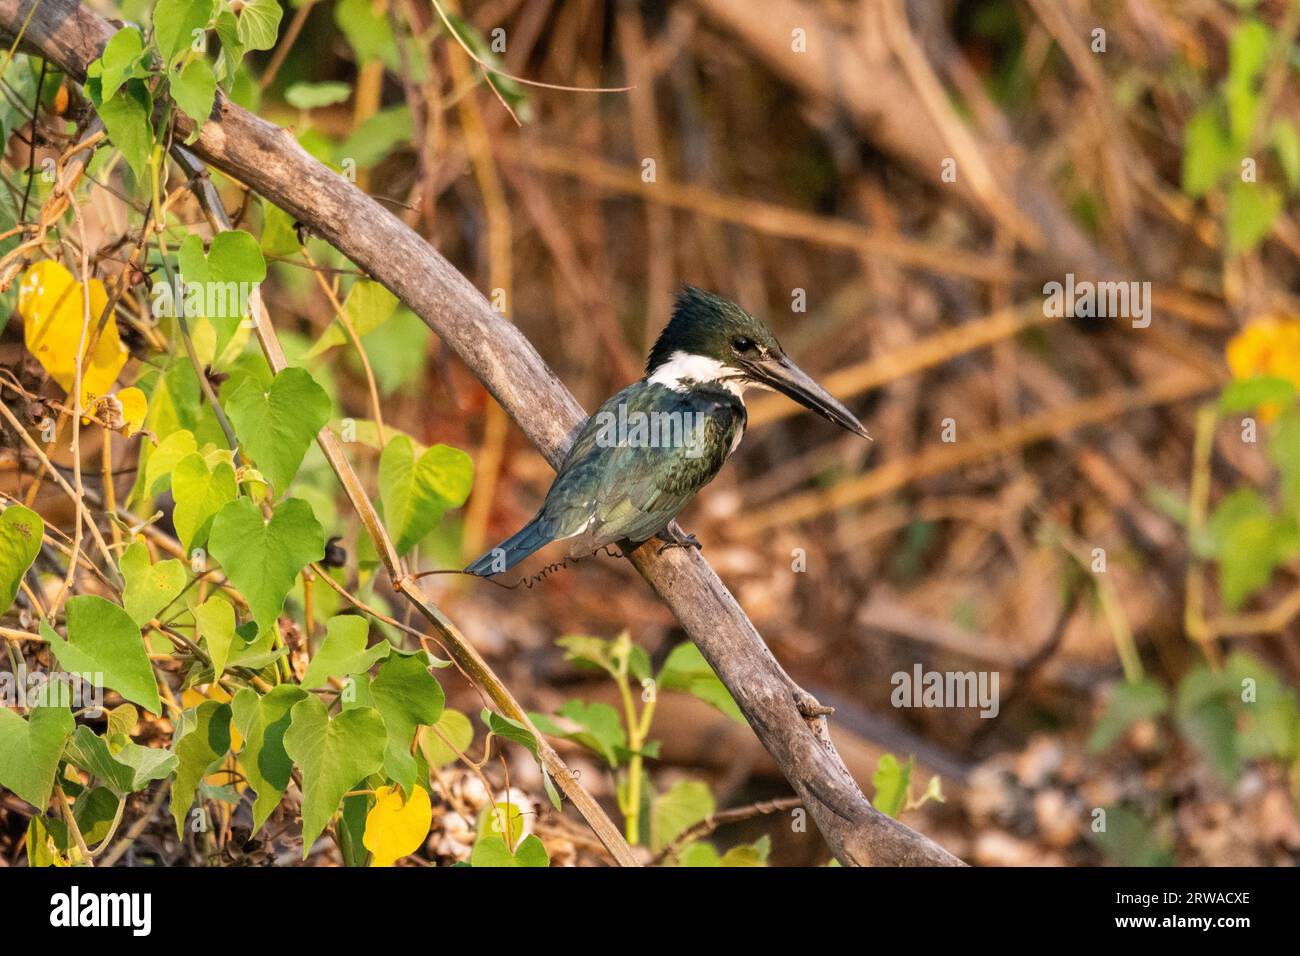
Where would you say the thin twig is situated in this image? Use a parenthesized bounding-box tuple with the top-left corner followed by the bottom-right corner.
(652, 796, 802, 865)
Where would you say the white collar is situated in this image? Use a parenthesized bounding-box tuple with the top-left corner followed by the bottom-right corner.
(646, 350, 746, 398)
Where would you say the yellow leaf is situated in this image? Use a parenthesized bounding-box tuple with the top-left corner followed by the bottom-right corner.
(363, 784, 432, 867)
(18, 260, 128, 406)
(191, 317, 217, 368)
(180, 687, 207, 710)
(116, 387, 148, 436)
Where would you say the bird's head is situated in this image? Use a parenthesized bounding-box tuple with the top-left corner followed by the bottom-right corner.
(646, 285, 871, 439)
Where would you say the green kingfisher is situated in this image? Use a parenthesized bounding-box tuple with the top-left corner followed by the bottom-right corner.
(466, 286, 870, 576)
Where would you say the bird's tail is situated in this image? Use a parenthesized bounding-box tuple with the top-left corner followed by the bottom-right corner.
(464, 518, 554, 576)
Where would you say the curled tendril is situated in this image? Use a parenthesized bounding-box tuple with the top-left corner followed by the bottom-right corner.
(413, 544, 624, 591)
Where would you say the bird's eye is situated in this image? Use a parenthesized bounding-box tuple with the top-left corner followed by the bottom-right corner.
(731, 337, 755, 353)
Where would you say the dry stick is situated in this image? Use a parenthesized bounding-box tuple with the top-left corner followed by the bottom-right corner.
(55, 784, 93, 866)
(170, 152, 639, 869)
(1210, 586, 1300, 638)
(739, 372, 1216, 535)
(878, 0, 1039, 248)
(0, 121, 104, 290)
(49, 172, 111, 616)
(652, 795, 802, 865)
(498, 140, 1011, 282)
(258, 0, 316, 91)
(301, 246, 387, 444)
(501, 139, 1224, 332)
(100, 779, 171, 867)
(445, 34, 511, 562)
(429, 0, 633, 96)
(0, 0, 959, 864)
(49, 188, 98, 617)
(0, 398, 116, 571)
(614, 5, 674, 352)
(1183, 404, 1221, 666)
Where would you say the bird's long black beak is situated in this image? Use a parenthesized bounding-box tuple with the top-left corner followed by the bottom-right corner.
(744, 356, 871, 440)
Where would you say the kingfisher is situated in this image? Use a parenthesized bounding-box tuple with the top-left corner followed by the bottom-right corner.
(465, 286, 870, 576)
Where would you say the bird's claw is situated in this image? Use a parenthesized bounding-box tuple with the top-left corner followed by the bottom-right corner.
(794, 689, 834, 719)
(656, 526, 703, 554)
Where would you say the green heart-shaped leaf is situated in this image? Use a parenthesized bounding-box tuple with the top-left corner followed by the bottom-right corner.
(379, 435, 473, 555)
(651, 780, 714, 852)
(142, 428, 198, 498)
(90, 78, 153, 181)
(283, 695, 386, 856)
(172, 451, 238, 551)
(301, 614, 390, 689)
(232, 685, 308, 832)
(306, 279, 398, 358)
(658, 642, 744, 725)
(470, 832, 549, 867)
(235, 0, 283, 52)
(0, 703, 74, 808)
(193, 594, 237, 679)
(153, 0, 216, 64)
(91, 27, 150, 102)
(226, 367, 331, 494)
(209, 497, 324, 639)
(170, 57, 217, 132)
(419, 708, 473, 768)
(43, 597, 162, 715)
(470, 803, 549, 868)
(120, 540, 187, 627)
(367, 651, 443, 793)
(530, 700, 625, 767)
(177, 229, 267, 285)
(284, 81, 351, 110)
(169, 699, 232, 836)
(73, 786, 121, 845)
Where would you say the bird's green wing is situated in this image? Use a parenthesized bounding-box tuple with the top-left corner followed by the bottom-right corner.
(539, 383, 743, 545)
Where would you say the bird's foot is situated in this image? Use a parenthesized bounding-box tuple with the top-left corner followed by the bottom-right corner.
(793, 688, 834, 719)
(656, 525, 703, 554)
